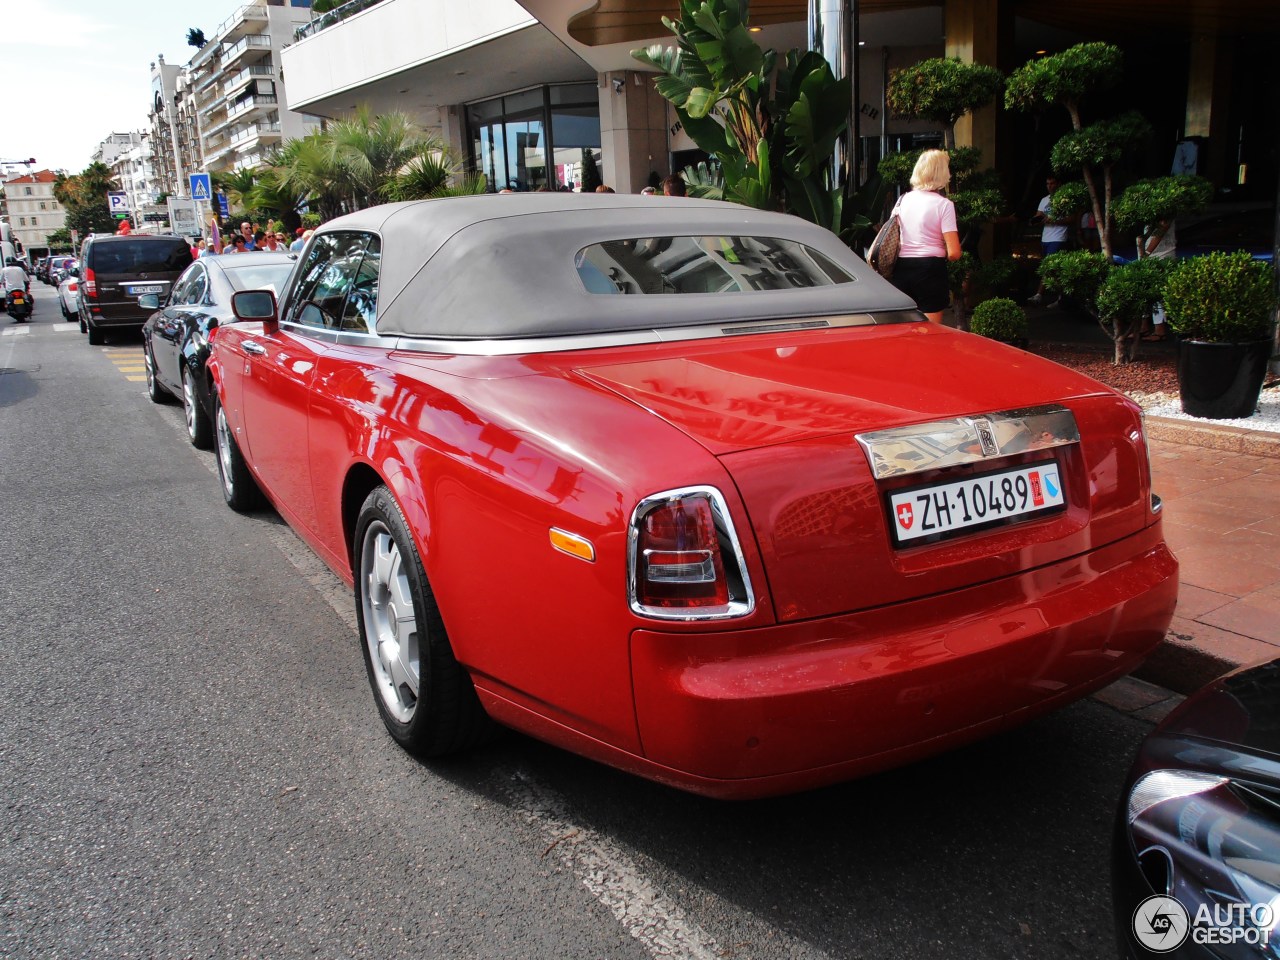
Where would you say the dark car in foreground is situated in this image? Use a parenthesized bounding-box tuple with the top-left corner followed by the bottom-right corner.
(141, 252, 295, 448)
(208, 193, 1178, 799)
(78, 233, 194, 344)
(1115, 658, 1280, 958)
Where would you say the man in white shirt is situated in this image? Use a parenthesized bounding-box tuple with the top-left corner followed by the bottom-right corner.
(3, 258, 30, 296)
(1028, 176, 1070, 306)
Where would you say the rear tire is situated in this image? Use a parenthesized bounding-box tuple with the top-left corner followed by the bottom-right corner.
(78, 313, 87, 334)
(213, 394, 263, 512)
(182, 367, 213, 449)
(354, 485, 489, 756)
(144, 344, 171, 403)
(87, 323, 103, 345)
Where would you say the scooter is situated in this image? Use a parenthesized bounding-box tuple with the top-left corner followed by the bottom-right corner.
(6, 288, 32, 322)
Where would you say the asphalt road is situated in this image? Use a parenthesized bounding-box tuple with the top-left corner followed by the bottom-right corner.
(0, 291, 1151, 960)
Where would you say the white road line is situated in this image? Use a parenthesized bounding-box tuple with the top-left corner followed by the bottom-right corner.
(52, 324, 80, 333)
(1, 326, 31, 336)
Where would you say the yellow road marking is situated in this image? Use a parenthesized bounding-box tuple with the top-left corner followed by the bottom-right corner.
(125, 376, 147, 382)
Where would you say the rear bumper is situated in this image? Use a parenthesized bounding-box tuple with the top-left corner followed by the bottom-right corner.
(630, 523, 1178, 798)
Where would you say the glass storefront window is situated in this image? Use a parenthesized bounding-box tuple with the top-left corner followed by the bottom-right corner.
(465, 85, 602, 193)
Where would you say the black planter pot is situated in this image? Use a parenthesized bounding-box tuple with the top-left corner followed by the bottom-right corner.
(1176, 337, 1271, 419)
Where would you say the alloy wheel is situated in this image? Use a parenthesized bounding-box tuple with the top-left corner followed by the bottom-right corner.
(360, 521, 420, 723)
(215, 405, 235, 499)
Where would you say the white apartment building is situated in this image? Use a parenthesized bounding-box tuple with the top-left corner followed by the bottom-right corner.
(92, 132, 140, 168)
(147, 1, 324, 198)
(187, 0, 324, 177)
(102, 132, 165, 230)
(3, 171, 67, 255)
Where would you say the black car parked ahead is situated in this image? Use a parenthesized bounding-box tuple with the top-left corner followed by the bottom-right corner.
(78, 234, 194, 344)
(141, 252, 296, 448)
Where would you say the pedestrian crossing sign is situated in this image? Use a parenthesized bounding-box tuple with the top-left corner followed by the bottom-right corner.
(189, 173, 212, 201)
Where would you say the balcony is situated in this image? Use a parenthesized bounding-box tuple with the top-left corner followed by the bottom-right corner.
(206, 138, 237, 165)
(280, 0, 569, 117)
(221, 33, 272, 69)
(205, 113, 236, 139)
(223, 63, 274, 97)
(200, 94, 228, 118)
(215, 2, 269, 45)
(227, 94, 278, 121)
(230, 122, 282, 147)
(294, 0, 386, 41)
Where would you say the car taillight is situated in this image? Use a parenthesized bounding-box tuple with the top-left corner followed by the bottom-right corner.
(629, 486, 755, 620)
(83, 267, 96, 297)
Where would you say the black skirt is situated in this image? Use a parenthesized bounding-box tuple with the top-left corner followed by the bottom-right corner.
(891, 256, 949, 314)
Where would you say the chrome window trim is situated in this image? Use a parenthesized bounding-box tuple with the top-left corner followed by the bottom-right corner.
(856, 404, 1081, 480)
(382, 311, 913, 357)
(627, 485, 756, 621)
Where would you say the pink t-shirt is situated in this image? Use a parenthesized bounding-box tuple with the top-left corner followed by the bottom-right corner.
(895, 189, 958, 258)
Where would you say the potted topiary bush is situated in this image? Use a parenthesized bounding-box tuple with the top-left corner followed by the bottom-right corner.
(969, 297, 1028, 347)
(1162, 251, 1277, 419)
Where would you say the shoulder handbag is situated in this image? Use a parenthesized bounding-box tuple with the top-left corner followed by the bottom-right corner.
(867, 196, 904, 280)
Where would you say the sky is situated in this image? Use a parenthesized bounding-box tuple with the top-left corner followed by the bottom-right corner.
(0, 0, 232, 175)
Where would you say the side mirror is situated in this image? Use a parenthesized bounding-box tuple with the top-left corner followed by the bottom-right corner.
(231, 290, 279, 332)
(138, 294, 161, 310)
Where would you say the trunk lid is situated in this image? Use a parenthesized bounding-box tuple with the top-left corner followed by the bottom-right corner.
(579, 323, 1154, 621)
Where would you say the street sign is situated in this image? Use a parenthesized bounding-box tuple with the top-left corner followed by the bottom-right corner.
(189, 173, 212, 201)
(107, 191, 130, 215)
(216, 192, 229, 216)
(167, 198, 198, 236)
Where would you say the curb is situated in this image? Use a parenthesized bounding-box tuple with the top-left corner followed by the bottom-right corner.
(1146, 414, 1280, 459)
(1133, 634, 1247, 696)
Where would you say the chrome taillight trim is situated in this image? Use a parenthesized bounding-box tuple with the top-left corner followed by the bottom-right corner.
(856, 404, 1081, 480)
(628, 485, 756, 621)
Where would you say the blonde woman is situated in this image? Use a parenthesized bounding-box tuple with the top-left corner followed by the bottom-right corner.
(890, 149, 962, 323)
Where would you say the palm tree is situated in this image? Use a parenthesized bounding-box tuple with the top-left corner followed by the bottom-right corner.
(385, 138, 487, 201)
(275, 132, 348, 222)
(213, 167, 258, 216)
(326, 106, 430, 209)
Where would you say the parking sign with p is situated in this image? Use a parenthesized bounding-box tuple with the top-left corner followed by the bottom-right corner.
(107, 191, 130, 219)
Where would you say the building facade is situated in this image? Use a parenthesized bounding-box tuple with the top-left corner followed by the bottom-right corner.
(187, 0, 324, 178)
(279, 0, 1280, 208)
(146, 1, 324, 199)
(148, 57, 191, 199)
(2, 171, 67, 255)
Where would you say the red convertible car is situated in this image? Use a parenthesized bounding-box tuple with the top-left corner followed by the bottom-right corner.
(209, 194, 1177, 799)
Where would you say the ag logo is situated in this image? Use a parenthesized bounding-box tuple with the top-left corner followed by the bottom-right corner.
(1132, 895, 1189, 952)
(896, 503, 913, 529)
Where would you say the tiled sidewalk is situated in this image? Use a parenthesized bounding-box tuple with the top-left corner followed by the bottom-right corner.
(1137, 434, 1280, 692)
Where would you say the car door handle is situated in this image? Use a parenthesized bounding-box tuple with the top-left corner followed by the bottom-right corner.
(242, 341, 268, 356)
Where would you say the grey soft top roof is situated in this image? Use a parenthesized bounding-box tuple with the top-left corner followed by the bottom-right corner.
(316, 194, 917, 340)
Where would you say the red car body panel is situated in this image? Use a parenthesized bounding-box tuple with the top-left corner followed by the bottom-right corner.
(212, 289, 1176, 799)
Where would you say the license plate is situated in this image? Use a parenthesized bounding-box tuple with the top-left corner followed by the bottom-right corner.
(127, 284, 164, 295)
(12, 295, 23, 302)
(888, 461, 1065, 544)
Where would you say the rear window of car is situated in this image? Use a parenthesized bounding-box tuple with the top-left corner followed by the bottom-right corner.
(575, 235, 855, 295)
(91, 240, 193, 274)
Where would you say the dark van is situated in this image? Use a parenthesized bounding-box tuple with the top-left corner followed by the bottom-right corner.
(78, 234, 194, 344)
